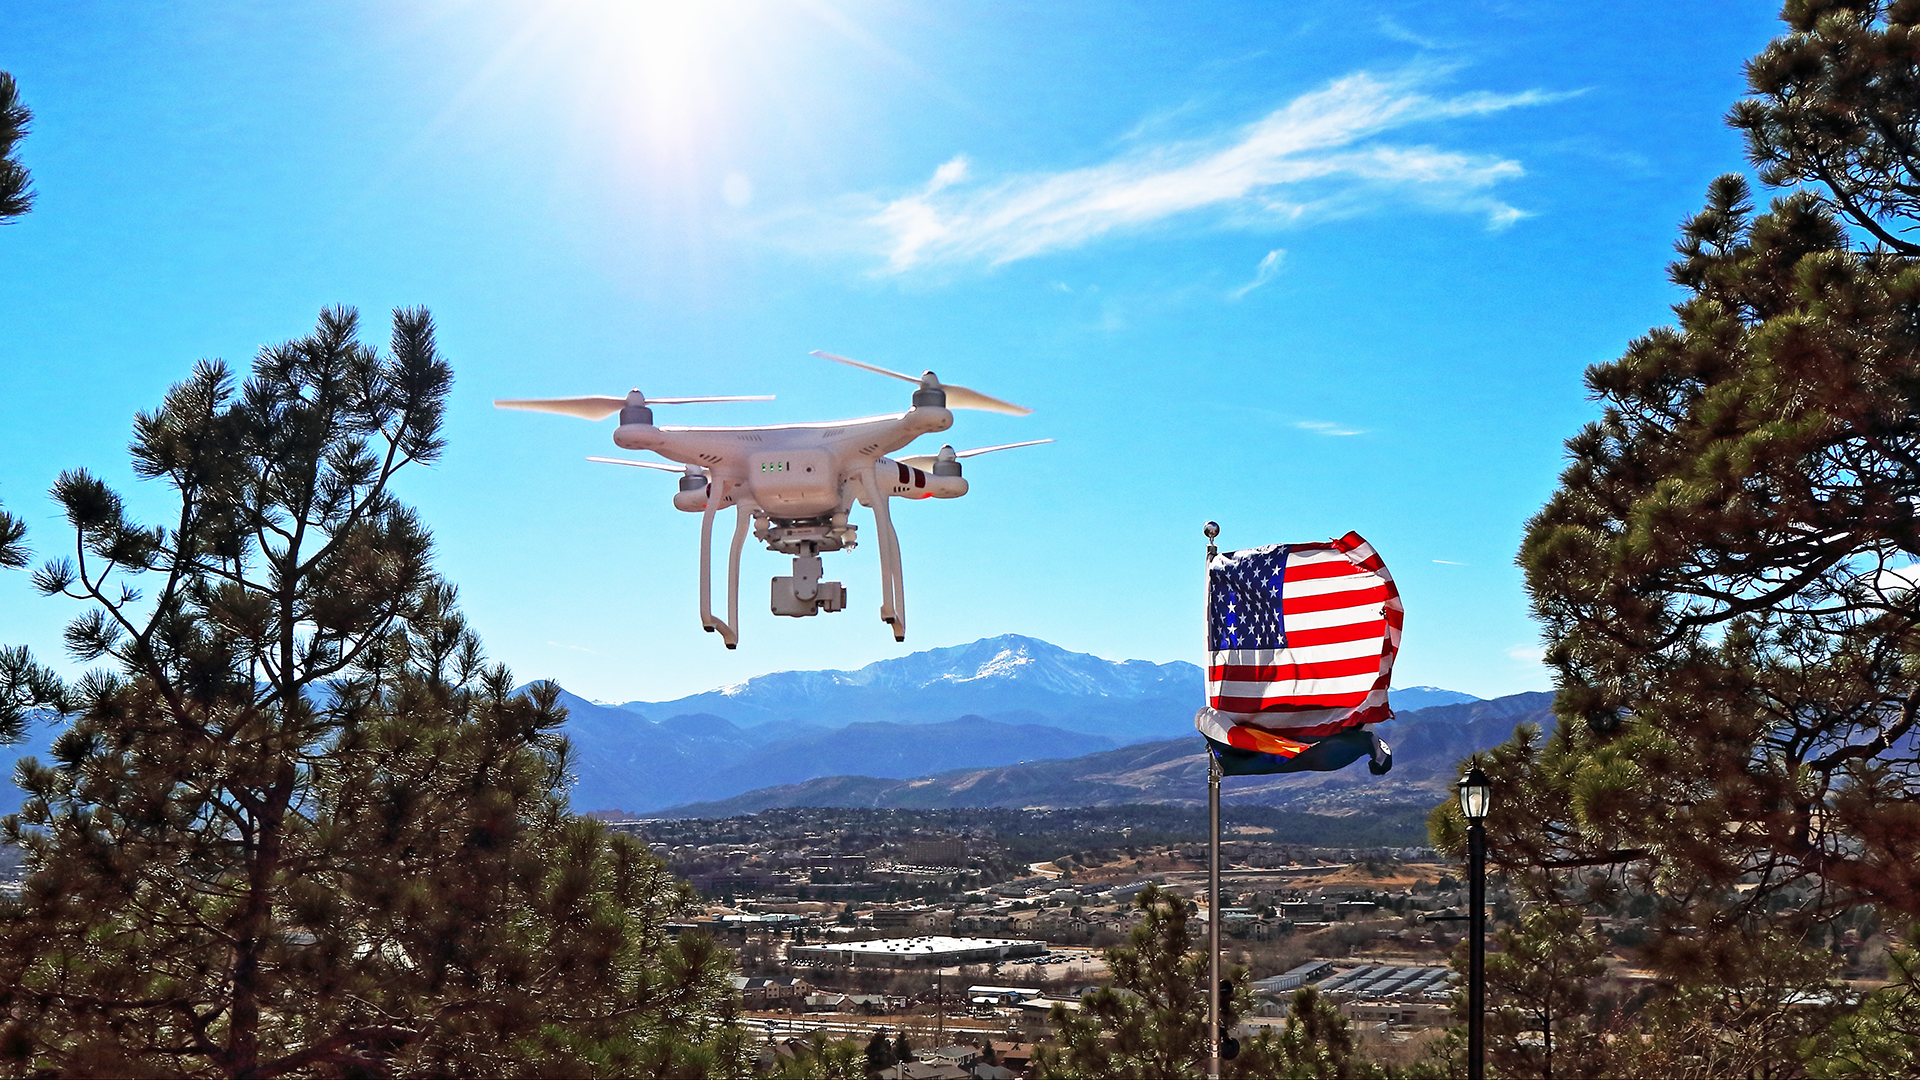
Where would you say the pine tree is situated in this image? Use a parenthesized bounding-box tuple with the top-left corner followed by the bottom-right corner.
(0, 640, 62, 750)
(1583, 934, 1840, 1079)
(1473, 1, 1920, 963)
(865, 1029, 897, 1073)
(0, 498, 65, 741)
(1479, 903, 1605, 1080)
(1443, 0, 1920, 1068)
(1035, 883, 1255, 1079)
(0, 72, 32, 223)
(1805, 929, 1920, 1078)
(0, 68, 54, 738)
(0, 308, 746, 1076)
(0, 501, 25, 571)
(769, 1031, 864, 1080)
(1226, 986, 1378, 1080)
(1732, 0, 1920, 255)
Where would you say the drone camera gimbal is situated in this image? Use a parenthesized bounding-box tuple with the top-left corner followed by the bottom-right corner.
(771, 553, 846, 617)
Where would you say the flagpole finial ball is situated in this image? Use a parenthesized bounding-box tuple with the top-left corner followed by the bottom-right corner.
(1204, 522, 1220, 540)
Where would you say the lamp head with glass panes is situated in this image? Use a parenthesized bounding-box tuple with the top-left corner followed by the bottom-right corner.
(1459, 765, 1492, 823)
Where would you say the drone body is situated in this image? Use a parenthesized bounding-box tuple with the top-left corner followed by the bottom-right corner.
(625, 405, 960, 517)
(497, 352, 1048, 648)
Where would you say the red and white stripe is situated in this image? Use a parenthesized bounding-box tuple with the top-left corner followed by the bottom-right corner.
(1201, 532, 1402, 741)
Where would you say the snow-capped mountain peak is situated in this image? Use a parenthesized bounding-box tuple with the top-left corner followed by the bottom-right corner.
(619, 634, 1195, 736)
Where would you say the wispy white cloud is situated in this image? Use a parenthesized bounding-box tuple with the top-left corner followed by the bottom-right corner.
(869, 71, 1566, 272)
(1376, 14, 1448, 51)
(1229, 249, 1287, 299)
(1432, 559, 1468, 565)
(1506, 643, 1545, 663)
(1296, 420, 1367, 436)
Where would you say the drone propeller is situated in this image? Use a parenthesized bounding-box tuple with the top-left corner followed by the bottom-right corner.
(588, 457, 709, 493)
(586, 456, 694, 473)
(495, 390, 772, 421)
(811, 351, 1032, 416)
(897, 439, 1054, 471)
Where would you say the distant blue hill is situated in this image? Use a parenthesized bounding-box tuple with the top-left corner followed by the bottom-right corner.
(550, 686, 1120, 814)
(0, 636, 1496, 816)
(657, 690, 1556, 818)
(557, 636, 1488, 813)
(0, 709, 63, 818)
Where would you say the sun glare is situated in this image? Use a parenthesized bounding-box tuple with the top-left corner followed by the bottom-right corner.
(574, 0, 736, 156)
(534, 0, 844, 194)
(399, 0, 892, 228)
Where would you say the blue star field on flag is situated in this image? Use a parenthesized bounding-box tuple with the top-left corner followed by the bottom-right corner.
(1207, 544, 1289, 652)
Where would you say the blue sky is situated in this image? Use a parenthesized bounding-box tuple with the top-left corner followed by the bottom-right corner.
(0, 1, 1784, 703)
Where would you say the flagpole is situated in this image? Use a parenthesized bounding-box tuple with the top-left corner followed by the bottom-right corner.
(1204, 522, 1222, 1080)
(1208, 750, 1222, 1080)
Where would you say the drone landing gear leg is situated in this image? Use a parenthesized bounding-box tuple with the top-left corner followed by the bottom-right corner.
(722, 504, 751, 650)
(859, 470, 900, 637)
(698, 481, 740, 648)
(885, 520, 906, 642)
(862, 469, 906, 642)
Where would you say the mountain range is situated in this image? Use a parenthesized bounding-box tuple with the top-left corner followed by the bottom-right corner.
(607, 635, 1475, 738)
(0, 635, 1513, 817)
(556, 635, 1488, 813)
(653, 690, 1557, 817)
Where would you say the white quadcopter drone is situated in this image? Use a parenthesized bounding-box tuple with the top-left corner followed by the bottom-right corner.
(496, 351, 1050, 648)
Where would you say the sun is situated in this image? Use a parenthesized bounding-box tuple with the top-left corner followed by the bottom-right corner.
(563, 0, 745, 158)
(397, 0, 879, 233)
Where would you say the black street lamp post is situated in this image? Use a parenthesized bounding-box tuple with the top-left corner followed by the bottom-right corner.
(1459, 765, 1492, 1080)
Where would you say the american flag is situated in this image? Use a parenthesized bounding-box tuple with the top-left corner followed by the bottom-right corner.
(1194, 532, 1401, 769)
